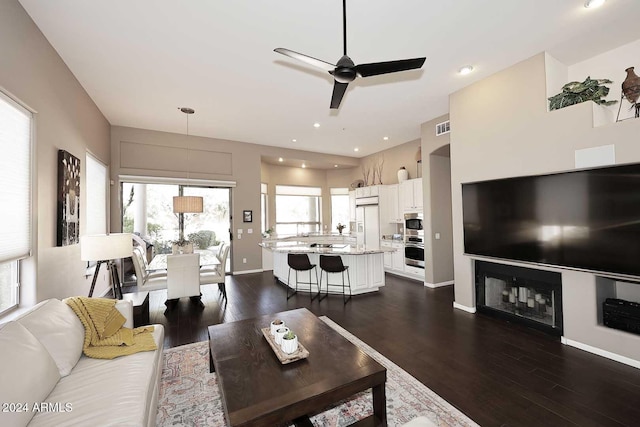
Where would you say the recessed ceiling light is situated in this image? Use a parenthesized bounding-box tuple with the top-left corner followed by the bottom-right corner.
(458, 65, 474, 75)
(334, 165, 338, 168)
(313, 123, 320, 128)
(354, 148, 359, 152)
(292, 139, 297, 143)
(302, 163, 306, 168)
(383, 136, 389, 141)
(278, 157, 283, 162)
(584, 0, 605, 8)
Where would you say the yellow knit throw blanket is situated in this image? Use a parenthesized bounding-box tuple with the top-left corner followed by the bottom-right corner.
(65, 296, 156, 359)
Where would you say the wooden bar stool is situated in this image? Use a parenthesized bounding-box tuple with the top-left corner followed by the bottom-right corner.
(287, 253, 319, 301)
(319, 255, 352, 304)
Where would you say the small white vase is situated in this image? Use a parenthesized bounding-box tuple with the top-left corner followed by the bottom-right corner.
(270, 320, 285, 336)
(274, 327, 289, 345)
(397, 167, 409, 183)
(280, 335, 299, 354)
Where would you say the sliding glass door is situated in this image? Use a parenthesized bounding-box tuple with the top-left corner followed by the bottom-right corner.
(121, 182, 231, 272)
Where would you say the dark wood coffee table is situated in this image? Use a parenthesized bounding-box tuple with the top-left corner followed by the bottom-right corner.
(207, 308, 387, 426)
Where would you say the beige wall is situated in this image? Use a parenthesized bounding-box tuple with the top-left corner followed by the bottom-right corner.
(421, 115, 453, 286)
(358, 139, 422, 185)
(110, 127, 359, 272)
(449, 52, 640, 360)
(0, 0, 112, 305)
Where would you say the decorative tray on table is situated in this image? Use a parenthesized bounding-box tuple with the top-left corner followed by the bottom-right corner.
(260, 327, 309, 364)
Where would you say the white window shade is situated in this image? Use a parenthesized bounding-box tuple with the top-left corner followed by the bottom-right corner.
(86, 153, 107, 235)
(0, 92, 32, 263)
(330, 187, 349, 195)
(276, 185, 321, 196)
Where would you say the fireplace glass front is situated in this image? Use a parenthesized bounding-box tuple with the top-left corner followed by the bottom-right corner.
(476, 261, 563, 336)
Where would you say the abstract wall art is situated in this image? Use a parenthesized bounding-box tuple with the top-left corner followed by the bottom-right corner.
(57, 149, 80, 246)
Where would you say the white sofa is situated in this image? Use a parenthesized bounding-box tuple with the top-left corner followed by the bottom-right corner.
(0, 298, 164, 427)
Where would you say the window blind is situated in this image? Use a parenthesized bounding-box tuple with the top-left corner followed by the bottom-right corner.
(0, 92, 32, 262)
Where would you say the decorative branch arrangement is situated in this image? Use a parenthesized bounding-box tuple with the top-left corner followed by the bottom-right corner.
(372, 155, 384, 185)
(362, 155, 385, 186)
(361, 163, 371, 186)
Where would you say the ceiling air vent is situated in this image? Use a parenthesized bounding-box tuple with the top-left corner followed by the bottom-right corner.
(435, 120, 450, 136)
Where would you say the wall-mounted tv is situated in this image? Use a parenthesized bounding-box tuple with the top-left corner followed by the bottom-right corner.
(462, 163, 640, 278)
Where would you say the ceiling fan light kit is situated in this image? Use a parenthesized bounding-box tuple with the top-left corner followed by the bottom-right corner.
(274, 0, 426, 109)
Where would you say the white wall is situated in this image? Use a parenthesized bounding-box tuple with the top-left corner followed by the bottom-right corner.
(568, 38, 640, 122)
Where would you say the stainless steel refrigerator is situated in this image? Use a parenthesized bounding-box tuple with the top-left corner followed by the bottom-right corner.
(355, 197, 380, 249)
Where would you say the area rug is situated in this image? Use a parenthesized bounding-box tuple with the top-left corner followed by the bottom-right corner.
(156, 316, 479, 427)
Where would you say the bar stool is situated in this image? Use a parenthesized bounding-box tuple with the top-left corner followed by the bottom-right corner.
(319, 255, 352, 304)
(287, 253, 319, 301)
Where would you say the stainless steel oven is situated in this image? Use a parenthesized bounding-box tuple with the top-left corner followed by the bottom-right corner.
(405, 243, 425, 268)
(404, 213, 425, 268)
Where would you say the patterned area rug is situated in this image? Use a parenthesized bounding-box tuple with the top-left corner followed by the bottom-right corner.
(156, 316, 479, 427)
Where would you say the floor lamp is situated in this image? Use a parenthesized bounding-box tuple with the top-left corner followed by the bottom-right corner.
(81, 233, 132, 299)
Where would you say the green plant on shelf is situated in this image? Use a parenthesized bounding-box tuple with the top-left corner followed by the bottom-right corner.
(548, 76, 618, 111)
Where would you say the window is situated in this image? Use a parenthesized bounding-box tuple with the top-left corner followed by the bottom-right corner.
(330, 188, 350, 233)
(0, 91, 32, 314)
(261, 183, 268, 234)
(120, 179, 232, 272)
(85, 153, 108, 235)
(275, 185, 321, 236)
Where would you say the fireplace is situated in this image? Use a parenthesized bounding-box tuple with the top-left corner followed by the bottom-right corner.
(475, 261, 563, 336)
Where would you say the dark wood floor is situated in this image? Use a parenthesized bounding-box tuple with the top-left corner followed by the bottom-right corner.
(123, 272, 640, 427)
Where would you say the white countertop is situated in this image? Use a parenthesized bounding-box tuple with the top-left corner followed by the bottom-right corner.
(259, 241, 396, 255)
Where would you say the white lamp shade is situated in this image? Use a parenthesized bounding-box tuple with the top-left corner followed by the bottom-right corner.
(80, 233, 132, 261)
(173, 196, 203, 213)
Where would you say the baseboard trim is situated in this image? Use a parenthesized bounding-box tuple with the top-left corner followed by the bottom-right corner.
(561, 337, 640, 369)
(453, 302, 476, 313)
(232, 269, 263, 275)
(384, 270, 423, 283)
(424, 280, 454, 288)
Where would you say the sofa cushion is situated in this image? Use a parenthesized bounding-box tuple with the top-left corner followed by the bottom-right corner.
(0, 321, 61, 427)
(28, 324, 164, 427)
(16, 299, 84, 376)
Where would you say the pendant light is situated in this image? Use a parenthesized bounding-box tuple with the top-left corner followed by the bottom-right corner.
(173, 107, 203, 241)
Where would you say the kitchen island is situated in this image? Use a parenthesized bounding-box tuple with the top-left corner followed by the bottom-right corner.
(261, 239, 395, 295)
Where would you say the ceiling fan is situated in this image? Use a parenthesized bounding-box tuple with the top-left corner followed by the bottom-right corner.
(274, 0, 426, 109)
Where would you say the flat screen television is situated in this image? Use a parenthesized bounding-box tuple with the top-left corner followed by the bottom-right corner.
(462, 163, 640, 278)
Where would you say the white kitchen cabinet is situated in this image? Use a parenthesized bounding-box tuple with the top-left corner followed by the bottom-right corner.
(404, 264, 425, 278)
(381, 241, 393, 269)
(355, 185, 380, 199)
(381, 240, 405, 274)
(386, 184, 402, 223)
(392, 242, 405, 270)
(272, 251, 385, 294)
(349, 190, 356, 221)
(400, 178, 423, 211)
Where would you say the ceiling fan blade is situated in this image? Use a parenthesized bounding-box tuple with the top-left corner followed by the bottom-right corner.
(355, 57, 426, 77)
(330, 81, 349, 109)
(274, 48, 336, 72)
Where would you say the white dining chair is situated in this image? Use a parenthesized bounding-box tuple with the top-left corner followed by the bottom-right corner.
(166, 253, 202, 307)
(200, 244, 229, 299)
(131, 246, 167, 291)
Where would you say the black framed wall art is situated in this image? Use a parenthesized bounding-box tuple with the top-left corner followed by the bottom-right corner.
(57, 149, 80, 246)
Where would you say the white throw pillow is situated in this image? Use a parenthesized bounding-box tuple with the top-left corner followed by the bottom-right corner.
(16, 299, 85, 376)
(0, 322, 61, 427)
